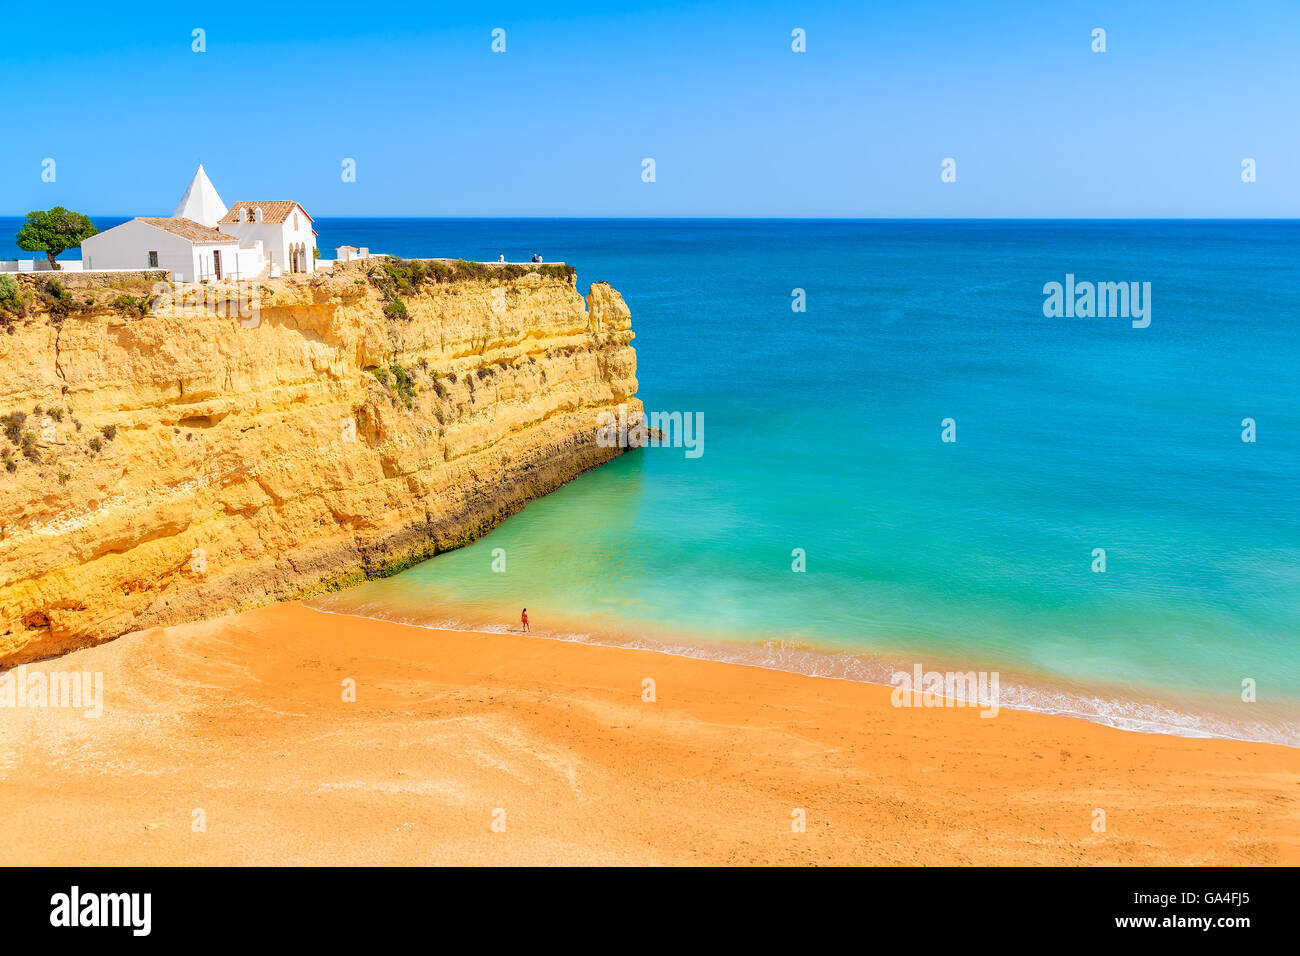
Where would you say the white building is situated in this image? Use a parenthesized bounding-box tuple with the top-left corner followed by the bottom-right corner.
(81, 216, 242, 281)
(218, 201, 317, 275)
(77, 165, 316, 282)
(335, 245, 371, 263)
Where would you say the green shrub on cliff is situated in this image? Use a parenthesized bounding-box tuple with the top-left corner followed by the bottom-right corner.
(0, 275, 31, 331)
(110, 294, 150, 319)
(2, 411, 26, 445)
(0, 275, 25, 314)
(372, 260, 423, 298)
(369, 364, 417, 409)
(371, 258, 576, 300)
(39, 278, 72, 318)
(384, 297, 408, 321)
(390, 364, 416, 408)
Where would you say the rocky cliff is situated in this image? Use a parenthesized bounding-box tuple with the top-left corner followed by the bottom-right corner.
(0, 262, 641, 665)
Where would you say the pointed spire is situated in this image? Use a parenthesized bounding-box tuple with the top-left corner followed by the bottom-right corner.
(172, 164, 228, 228)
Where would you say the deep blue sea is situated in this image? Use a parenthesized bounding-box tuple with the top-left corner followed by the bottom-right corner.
(8, 218, 1299, 744)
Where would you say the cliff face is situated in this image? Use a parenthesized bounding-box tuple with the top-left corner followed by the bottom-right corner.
(0, 263, 641, 665)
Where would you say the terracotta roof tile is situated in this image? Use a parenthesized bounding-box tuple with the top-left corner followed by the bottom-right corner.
(219, 201, 312, 225)
(136, 217, 237, 243)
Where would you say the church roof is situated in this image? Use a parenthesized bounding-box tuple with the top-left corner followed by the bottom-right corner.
(136, 217, 237, 244)
(171, 165, 228, 228)
(219, 201, 313, 226)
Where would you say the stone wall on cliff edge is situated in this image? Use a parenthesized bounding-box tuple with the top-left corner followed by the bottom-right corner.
(0, 261, 642, 665)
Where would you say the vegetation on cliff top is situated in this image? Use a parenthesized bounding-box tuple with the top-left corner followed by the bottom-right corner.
(0, 276, 22, 330)
(368, 257, 576, 311)
(110, 294, 151, 319)
(0, 276, 87, 329)
(1, 273, 162, 330)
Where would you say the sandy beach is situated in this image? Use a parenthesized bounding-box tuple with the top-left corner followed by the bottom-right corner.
(1, 601, 1296, 866)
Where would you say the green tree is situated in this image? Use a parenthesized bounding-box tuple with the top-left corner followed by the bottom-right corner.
(16, 208, 98, 270)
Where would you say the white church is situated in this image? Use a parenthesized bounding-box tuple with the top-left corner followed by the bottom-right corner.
(81, 166, 318, 282)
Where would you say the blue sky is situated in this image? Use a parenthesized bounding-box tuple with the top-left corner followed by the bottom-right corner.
(2, 0, 1297, 217)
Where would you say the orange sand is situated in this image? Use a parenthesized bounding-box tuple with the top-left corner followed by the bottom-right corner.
(1, 602, 1296, 865)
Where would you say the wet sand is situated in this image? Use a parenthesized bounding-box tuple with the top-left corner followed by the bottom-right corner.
(1, 602, 1296, 865)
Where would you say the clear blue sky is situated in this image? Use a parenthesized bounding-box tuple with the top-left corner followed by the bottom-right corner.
(2, 0, 1297, 217)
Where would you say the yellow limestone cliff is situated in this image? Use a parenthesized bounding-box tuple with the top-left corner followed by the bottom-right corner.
(0, 262, 641, 665)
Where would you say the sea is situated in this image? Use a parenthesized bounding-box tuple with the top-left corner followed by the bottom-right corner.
(7, 218, 1299, 745)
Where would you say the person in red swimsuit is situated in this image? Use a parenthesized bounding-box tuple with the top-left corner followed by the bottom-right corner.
(521, 608, 530, 633)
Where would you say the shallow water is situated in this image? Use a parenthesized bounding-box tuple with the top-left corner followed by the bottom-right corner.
(251, 217, 1293, 745)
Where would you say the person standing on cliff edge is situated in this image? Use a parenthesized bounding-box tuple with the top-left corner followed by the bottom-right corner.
(521, 608, 530, 633)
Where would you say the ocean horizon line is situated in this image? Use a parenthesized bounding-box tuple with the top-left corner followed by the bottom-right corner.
(5, 214, 1300, 223)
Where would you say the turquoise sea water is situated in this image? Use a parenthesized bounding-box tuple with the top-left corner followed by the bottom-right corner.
(302, 219, 1300, 745)
(13, 218, 1294, 743)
